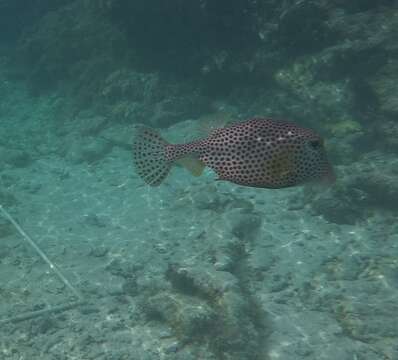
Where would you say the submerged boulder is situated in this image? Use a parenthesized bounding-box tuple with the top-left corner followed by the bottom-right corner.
(308, 152, 398, 224)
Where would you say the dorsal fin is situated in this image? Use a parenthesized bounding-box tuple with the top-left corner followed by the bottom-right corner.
(197, 110, 236, 137)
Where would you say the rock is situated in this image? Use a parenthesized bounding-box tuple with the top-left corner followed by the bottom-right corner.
(101, 69, 159, 104)
(336, 292, 398, 342)
(80, 115, 109, 136)
(373, 119, 398, 150)
(191, 184, 231, 211)
(144, 291, 216, 341)
(0, 190, 17, 209)
(0, 146, 33, 168)
(105, 259, 143, 279)
(166, 262, 240, 300)
(30, 317, 58, 335)
(122, 278, 139, 297)
(149, 94, 210, 128)
(308, 152, 398, 224)
(0, 244, 11, 260)
(89, 245, 109, 258)
(309, 184, 366, 225)
(100, 124, 132, 150)
(368, 61, 398, 115)
(66, 136, 112, 164)
(265, 307, 378, 360)
(278, 1, 337, 53)
(230, 210, 262, 242)
(273, 55, 354, 126)
(163, 262, 267, 359)
(0, 219, 14, 239)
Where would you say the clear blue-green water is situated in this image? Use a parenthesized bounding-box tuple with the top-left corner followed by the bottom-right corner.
(1, 1, 398, 359)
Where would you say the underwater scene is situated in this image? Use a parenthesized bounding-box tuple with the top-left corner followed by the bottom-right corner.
(0, 1, 398, 359)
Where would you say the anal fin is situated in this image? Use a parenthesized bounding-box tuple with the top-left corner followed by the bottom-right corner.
(177, 156, 205, 177)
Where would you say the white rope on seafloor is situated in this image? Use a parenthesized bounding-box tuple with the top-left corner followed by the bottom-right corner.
(0, 204, 85, 324)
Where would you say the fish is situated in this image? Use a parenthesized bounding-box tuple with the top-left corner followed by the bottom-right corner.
(132, 117, 335, 188)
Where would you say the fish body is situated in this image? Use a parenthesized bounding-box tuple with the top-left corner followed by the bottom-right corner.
(132, 117, 334, 188)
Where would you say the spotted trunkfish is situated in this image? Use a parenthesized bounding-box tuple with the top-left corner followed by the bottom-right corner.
(132, 117, 335, 188)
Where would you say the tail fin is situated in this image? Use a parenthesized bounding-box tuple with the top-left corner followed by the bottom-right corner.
(132, 125, 172, 186)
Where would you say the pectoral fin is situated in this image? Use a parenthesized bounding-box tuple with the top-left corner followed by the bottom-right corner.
(270, 149, 295, 180)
